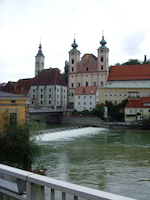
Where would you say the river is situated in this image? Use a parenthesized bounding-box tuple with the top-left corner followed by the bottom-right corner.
(35, 127, 150, 200)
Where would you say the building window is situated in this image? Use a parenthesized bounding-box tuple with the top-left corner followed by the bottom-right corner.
(94, 82, 96, 86)
(72, 59, 74, 64)
(144, 93, 147, 97)
(78, 102, 80, 105)
(41, 89, 43, 92)
(78, 96, 80, 99)
(90, 102, 92, 105)
(140, 109, 143, 113)
(84, 107, 86, 110)
(64, 89, 65, 93)
(72, 93, 74, 97)
(9, 113, 17, 126)
(64, 95, 65, 99)
(41, 95, 43, 98)
(101, 65, 103, 70)
(49, 88, 51, 92)
(90, 96, 92, 99)
(49, 94, 51, 98)
(101, 57, 103, 62)
(78, 82, 80, 86)
(33, 95, 35, 98)
(86, 82, 88, 86)
(87, 67, 88, 71)
(119, 93, 122, 97)
(101, 82, 103, 86)
(32, 101, 34, 104)
(84, 96, 86, 99)
(33, 89, 35, 92)
(84, 102, 86, 105)
(71, 83, 74, 87)
(41, 101, 43, 104)
(124, 93, 127, 97)
(57, 101, 59, 104)
(109, 93, 112, 97)
(114, 93, 117, 97)
(104, 93, 108, 97)
(72, 67, 74, 72)
(11, 100, 15, 103)
(129, 109, 133, 114)
(57, 95, 59, 98)
(49, 101, 51, 104)
(148, 109, 150, 113)
(57, 89, 59, 92)
(114, 101, 117, 105)
(139, 93, 143, 97)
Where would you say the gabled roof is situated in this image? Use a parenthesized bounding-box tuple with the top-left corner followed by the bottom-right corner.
(108, 64, 150, 81)
(31, 68, 67, 86)
(75, 86, 97, 95)
(125, 97, 150, 108)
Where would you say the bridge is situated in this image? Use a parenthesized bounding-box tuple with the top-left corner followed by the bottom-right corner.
(0, 164, 136, 200)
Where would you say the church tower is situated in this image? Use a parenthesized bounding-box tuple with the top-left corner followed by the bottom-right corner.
(35, 42, 45, 76)
(97, 32, 109, 85)
(68, 37, 80, 74)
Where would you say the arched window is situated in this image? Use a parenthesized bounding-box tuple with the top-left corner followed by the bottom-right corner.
(101, 57, 103, 62)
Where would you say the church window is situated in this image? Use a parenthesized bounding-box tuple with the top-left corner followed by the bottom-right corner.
(72, 67, 74, 72)
(71, 83, 74, 87)
(94, 82, 96, 86)
(72, 59, 74, 64)
(72, 93, 74, 97)
(101, 49, 103, 52)
(86, 82, 88, 86)
(87, 67, 88, 71)
(101, 65, 103, 70)
(78, 82, 80, 86)
(101, 57, 103, 62)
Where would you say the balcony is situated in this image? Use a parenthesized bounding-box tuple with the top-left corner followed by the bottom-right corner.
(0, 164, 136, 200)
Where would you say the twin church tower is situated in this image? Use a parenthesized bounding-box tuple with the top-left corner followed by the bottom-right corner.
(35, 33, 109, 106)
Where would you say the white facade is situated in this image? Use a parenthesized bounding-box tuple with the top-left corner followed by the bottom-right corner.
(74, 90, 99, 111)
(29, 85, 67, 108)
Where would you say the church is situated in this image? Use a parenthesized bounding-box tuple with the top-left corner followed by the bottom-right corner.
(68, 33, 109, 108)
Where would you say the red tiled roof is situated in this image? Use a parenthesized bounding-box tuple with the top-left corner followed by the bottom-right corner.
(125, 97, 150, 108)
(1, 68, 67, 94)
(108, 64, 150, 81)
(31, 68, 67, 86)
(75, 86, 97, 95)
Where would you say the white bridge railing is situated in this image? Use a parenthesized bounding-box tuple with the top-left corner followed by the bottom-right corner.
(0, 164, 136, 200)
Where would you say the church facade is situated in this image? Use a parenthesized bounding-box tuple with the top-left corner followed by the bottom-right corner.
(68, 34, 109, 107)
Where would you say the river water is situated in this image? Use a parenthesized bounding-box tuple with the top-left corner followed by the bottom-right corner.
(36, 127, 150, 200)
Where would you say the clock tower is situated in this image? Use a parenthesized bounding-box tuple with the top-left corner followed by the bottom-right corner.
(35, 42, 45, 76)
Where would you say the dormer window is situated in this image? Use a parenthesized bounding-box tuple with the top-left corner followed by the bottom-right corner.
(101, 65, 103, 70)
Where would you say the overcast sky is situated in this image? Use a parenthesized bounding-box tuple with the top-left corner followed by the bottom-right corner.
(0, 0, 150, 83)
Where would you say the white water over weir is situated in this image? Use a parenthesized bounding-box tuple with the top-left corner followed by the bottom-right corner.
(0, 164, 136, 200)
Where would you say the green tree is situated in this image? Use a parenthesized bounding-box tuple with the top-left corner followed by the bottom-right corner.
(92, 104, 105, 119)
(0, 110, 46, 169)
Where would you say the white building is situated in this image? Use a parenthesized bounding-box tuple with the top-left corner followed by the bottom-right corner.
(74, 86, 99, 111)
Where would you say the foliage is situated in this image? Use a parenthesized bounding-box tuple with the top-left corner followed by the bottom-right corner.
(61, 60, 68, 85)
(106, 99, 128, 122)
(71, 104, 105, 120)
(92, 104, 105, 119)
(0, 109, 46, 169)
(114, 58, 150, 66)
(142, 114, 150, 130)
(130, 121, 139, 129)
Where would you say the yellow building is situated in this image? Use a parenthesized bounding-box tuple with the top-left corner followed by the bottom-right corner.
(98, 82, 150, 105)
(0, 91, 30, 133)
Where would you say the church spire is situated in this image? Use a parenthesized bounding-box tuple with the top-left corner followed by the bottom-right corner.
(100, 30, 107, 46)
(36, 41, 45, 57)
(71, 34, 78, 49)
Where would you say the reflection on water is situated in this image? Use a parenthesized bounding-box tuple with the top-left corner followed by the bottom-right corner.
(36, 127, 150, 200)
